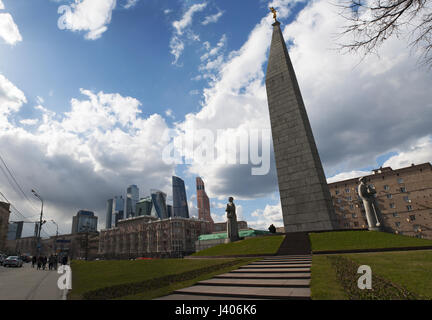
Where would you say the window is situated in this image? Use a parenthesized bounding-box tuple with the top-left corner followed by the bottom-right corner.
(352, 213, 357, 218)
(340, 206, 345, 211)
(409, 214, 416, 221)
(392, 212, 399, 217)
(337, 199, 342, 204)
(395, 222, 400, 227)
(347, 196, 352, 201)
(384, 185, 390, 191)
(354, 222, 359, 227)
(386, 194, 393, 199)
(345, 188, 350, 193)
(349, 204, 354, 210)
(407, 205, 413, 211)
(390, 203, 396, 209)
(398, 178, 404, 184)
(400, 187, 407, 193)
(335, 190, 340, 195)
(403, 196, 410, 203)
(413, 225, 421, 232)
(344, 223, 349, 227)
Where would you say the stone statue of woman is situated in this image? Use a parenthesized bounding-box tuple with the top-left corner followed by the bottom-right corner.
(226, 197, 239, 242)
(358, 177, 382, 231)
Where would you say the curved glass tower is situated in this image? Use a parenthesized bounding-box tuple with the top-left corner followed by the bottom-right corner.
(151, 190, 168, 219)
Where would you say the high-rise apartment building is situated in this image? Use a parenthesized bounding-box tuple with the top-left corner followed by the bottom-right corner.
(172, 176, 189, 218)
(7, 221, 23, 240)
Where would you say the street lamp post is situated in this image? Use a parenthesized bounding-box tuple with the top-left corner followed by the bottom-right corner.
(32, 189, 45, 256)
(51, 220, 59, 255)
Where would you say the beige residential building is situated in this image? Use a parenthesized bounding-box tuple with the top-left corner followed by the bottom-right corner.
(328, 162, 432, 239)
(0, 202, 11, 251)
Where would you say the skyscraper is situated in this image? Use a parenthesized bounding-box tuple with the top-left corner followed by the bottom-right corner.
(125, 185, 139, 218)
(196, 177, 214, 230)
(151, 190, 168, 219)
(265, 19, 337, 232)
(106, 199, 114, 229)
(172, 176, 189, 218)
(136, 196, 153, 217)
(71, 210, 98, 234)
(112, 196, 124, 227)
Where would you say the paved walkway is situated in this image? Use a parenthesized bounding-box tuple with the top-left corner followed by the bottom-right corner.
(0, 263, 64, 300)
(155, 255, 312, 300)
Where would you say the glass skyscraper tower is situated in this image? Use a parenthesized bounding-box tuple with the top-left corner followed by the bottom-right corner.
(125, 185, 139, 218)
(151, 190, 168, 219)
(172, 176, 189, 218)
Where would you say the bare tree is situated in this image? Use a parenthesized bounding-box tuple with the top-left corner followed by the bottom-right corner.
(337, 0, 432, 66)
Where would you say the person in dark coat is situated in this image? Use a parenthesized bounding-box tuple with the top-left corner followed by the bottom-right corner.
(31, 256, 36, 268)
(37, 256, 42, 270)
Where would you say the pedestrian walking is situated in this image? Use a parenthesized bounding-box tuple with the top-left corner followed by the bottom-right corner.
(31, 256, 36, 268)
(37, 256, 42, 270)
(42, 256, 47, 270)
(62, 255, 68, 265)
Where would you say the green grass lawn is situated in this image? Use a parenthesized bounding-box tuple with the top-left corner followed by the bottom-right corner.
(191, 235, 285, 256)
(310, 255, 348, 300)
(69, 258, 254, 300)
(310, 231, 432, 252)
(345, 250, 432, 299)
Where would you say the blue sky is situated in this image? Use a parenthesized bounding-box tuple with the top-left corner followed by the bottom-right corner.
(0, 0, 431, 237)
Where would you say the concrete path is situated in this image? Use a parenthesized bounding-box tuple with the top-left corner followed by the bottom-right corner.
(0, 263, 64, 300)
(155, 255, 312, 300)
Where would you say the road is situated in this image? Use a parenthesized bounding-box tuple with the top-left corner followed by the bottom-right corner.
(0, 263, 65, 300)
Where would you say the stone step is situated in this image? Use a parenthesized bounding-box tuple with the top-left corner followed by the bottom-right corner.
(215, 272, 311, 279)
(197, 278, 310, 288)
(174, 285, 311, 300)
(154, 294, 262, 300)
(251, 261, 311, 265)
(263, 255, 312, 259)
(240, 264, 311, 269)
(230, 268, 310, 273)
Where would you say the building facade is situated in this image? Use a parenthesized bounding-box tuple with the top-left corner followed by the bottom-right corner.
(329, 163, 432, 239)
(99, 215, 211, 259)
(172, 176, 189, 218)
(0, 202, 10, 251)
(71, 210, 98, 234)
(196, 177, 214, 233)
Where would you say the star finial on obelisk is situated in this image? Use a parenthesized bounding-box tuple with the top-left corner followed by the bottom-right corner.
(269, 7, 278, 22)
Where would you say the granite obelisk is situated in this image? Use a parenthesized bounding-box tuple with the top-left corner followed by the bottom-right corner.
(265, 18, 337, 232)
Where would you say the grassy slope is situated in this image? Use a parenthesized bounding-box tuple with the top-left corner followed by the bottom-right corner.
(70, 258, 252, 300)
(310, 231, 432, 252)
(191, 235, 285, 256)
(345, 250, 432, 299)
(310, 255, 348, 300)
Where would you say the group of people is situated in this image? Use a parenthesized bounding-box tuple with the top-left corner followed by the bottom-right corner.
(31, 255, 68, 270)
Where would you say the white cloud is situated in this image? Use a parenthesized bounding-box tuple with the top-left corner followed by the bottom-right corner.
(327, 170, 372, 184)
(170, 2, 207, 64)
(123, 0, 138, 9)
(0, 13, 22, 45)
(165, 108, 175, 119)
(164, 9, 172, 15)
(201, 10, 223, 26)
(0, 74, 27, 117)
(57, 0, 117, 40)
(172, 3, 207, 36)
(383, 136, 432, 169)
(249, 202, 284, 230)
(0, 76, 174, 234)
(20, 118, 39, 126)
